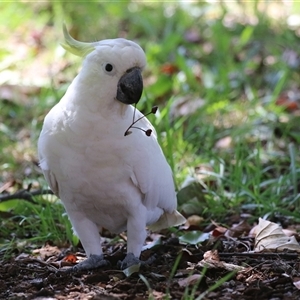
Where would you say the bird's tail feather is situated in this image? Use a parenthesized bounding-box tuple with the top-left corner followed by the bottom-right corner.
(148, 210, 186, 231)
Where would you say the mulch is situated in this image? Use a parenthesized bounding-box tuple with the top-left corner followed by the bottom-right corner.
(1, 232, 300, 300)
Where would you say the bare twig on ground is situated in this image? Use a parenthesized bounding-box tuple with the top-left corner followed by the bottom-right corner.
(0, 185, 53, 203)
(219, 252, 299, 259)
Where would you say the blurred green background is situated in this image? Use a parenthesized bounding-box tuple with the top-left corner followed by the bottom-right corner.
(1, 1, 300, 252)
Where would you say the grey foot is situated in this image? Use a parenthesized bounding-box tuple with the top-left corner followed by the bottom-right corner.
(117, 252, 156, 270)
(60, 254, 110, 273)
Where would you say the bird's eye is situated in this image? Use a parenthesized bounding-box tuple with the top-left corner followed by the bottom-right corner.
(105, 63, 113, 72)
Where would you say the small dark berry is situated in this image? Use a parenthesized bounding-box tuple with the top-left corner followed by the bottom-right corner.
(151, 106, 158, 114)
(145, 129, 152, 136)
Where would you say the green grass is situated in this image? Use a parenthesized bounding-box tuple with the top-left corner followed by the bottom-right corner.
(0, 196, 74, 260)
(1, 1, 300, 263)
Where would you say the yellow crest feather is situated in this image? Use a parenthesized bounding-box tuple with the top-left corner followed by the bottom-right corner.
(61, 23, 95, 57)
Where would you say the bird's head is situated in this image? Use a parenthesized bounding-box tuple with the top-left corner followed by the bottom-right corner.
(61, 24, 146, 106)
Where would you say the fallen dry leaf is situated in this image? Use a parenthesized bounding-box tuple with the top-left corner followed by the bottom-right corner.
(196, 250, 245, 272)
(282, 228, 298, 237)
(187, 215, 204, 226)
(178, 274, 203, 287)
(226, 220, 251, 238)
(254, 218, 300, 252)
(276, 89, 300, 112)
(211, 227, 227, 238)
(160, 63, 179, 75)
(151, 290, 168, 299)
(236, 267, 264, 283)
(292, 277, 300, 290)
(32, 244, 61, 260)
(215, 136, 232, 149)
(210, 220, 227, 238)
(203, 249, 220, 261)
(170, 96, 205, 119)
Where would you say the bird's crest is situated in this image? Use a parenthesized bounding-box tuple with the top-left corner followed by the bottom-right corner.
(61, 23, 95, 57)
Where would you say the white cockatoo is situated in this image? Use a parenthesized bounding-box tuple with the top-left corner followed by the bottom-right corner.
(38, 25, 186, 270)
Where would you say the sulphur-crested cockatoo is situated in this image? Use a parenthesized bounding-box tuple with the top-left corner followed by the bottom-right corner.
(38, 25, 186, 270)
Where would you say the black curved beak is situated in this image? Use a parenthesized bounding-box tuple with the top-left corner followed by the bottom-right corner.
(116, 67, 143, 105)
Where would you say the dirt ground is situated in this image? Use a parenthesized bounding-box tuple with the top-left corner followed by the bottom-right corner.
(1, 229, 300, 300)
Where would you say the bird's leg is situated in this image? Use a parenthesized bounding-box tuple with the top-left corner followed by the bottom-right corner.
(118, 212, 147, 269)
(65, 211, 109, 271)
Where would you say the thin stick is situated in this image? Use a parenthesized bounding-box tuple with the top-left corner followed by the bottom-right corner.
(124, 106, 158, 136)
(0, 188, 54, 203)
(219, 252, 299, 259)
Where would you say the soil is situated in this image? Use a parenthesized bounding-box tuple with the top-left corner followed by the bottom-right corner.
(1, 231, 300, 300)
